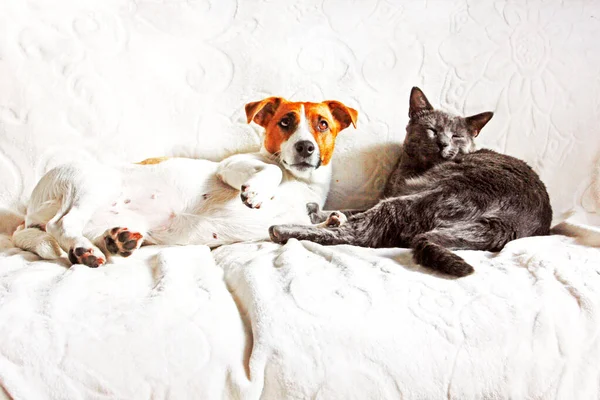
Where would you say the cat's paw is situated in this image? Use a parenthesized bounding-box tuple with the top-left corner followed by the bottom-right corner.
(269, 225, 294, 244)
(323, 211, 347, 227)
(306, 202, 320, 215)
(306, 202, 327, 224)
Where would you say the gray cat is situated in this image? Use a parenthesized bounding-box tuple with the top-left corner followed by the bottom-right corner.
(269, 87, 552, 277)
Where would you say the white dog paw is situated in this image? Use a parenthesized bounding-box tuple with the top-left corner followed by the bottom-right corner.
(240, 179, 276, 209)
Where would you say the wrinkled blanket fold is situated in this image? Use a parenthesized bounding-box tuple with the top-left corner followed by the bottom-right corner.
(1, 233, 599, 399)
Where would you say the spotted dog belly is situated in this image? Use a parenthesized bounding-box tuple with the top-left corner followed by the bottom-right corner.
(83, 158, 219, 243)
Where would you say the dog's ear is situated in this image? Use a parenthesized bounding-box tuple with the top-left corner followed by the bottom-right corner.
(324, 101, 358, 131)
(245, 97, 285, 127)
(465, 112, 494, 137)
(409, 87, 433, 119)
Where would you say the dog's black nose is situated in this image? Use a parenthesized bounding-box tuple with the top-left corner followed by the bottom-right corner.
(295, 141, 315, 157)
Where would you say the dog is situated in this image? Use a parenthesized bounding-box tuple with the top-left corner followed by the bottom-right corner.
(550, 155, 600, 247)
(12, 97, 358, 267)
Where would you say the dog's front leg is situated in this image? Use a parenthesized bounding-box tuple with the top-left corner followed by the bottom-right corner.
(217, 156, 283, 209)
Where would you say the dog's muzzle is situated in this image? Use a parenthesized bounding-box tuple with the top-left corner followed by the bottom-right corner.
(285, 140, 321, 171)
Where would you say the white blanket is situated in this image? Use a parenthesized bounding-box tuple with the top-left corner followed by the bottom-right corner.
(2, 232, 599, 399)
(2, 0, 600, 398)
(215, 237, 600, 399)
(0, 238, 257, 400)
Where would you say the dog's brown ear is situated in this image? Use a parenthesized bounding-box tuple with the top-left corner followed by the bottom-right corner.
(245, 97, 285, 127)
(324, 101, 358, 130)
(465, 111, 494, 137)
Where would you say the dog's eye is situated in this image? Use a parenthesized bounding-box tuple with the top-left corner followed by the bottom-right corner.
(452, 134, 460, 139)
(318, 120, 329, 132)
(279, 118, 290, 128)
(426, 128, 436, 138)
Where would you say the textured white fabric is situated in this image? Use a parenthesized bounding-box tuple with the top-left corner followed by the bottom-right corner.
(214, 237, 600, 399)
(0, 239, 258, 400)
(0, 0, 599, 215)
(2, 0, 600, 398)
(2, 234, 599, 399)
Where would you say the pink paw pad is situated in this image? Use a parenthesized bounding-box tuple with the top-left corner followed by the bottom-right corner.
(68, 247, 105, 268)
(104, 227, 143, 257)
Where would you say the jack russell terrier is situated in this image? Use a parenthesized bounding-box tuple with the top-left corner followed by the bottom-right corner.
(13, 97, 357, 267)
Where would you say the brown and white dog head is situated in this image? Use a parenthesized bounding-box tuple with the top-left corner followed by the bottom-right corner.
(245, 97, 358, 178)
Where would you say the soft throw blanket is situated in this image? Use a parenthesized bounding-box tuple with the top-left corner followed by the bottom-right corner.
(0, 238, 257, 400)
(215, 236, 600, 399)
(2, 232, 599, 399)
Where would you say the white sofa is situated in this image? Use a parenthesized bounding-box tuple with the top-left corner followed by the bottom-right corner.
(1, 0, 600, 398)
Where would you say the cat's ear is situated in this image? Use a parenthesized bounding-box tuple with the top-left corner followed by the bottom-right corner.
(465, 112, 494, 137)
(409, 87, 433, 119)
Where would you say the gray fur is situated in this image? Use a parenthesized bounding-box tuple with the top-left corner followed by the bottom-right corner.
(270, 87, 552, 277)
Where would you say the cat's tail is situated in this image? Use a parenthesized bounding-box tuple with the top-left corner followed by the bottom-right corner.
(411, 234, 475, 277)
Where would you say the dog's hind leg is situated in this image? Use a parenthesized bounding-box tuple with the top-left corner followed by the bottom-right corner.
(47, 199, 108, 268)
(40, 164, 119, 267)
